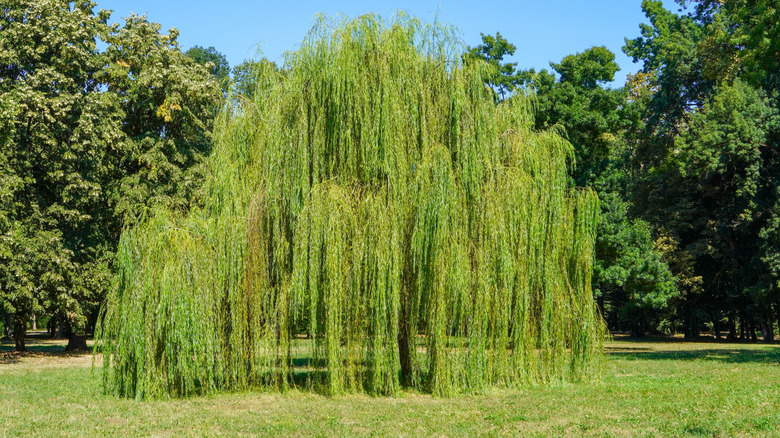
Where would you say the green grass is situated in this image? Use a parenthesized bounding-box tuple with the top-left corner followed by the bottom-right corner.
(1, 334, 779, 437)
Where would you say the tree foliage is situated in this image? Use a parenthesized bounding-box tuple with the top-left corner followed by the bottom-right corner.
(185, 45, 230, 92)
(102, 15, 221, 220)
(521, 46, 624, 186)
(514, 45, 679, 335)
(0, 0, 113, 350)
(464, 32, 519, 100)
(231, 58, 281, 100)
(594, 190, 677, 336)
(625, 0, 780, 339)
(97, 14, 605, 399)
(0, 0, 220, 350)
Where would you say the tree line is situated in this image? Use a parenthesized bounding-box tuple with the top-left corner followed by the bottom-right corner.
(466, 0, 780, 340)
(1, 0, 778, 350)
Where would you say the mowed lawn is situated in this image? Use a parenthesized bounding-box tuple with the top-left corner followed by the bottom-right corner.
(1, 334, 779, 437)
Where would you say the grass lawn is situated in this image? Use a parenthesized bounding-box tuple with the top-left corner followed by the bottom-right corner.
(1, 333, 779, 437)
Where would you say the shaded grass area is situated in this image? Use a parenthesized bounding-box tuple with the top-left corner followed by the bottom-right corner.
(0, 332, 87, 365)
(1, 336, 779, 437)
(607, 336, 780, 364)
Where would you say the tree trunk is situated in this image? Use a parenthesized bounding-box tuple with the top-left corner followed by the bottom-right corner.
(727, 313, 737, 341)
(398, 282, 413, 386)
(398, 322, 412, 386)
(713, 315, 721, 340)
(31, 313, 37, 331)
(54, 321, 66, 339)
(761, 320, 774, 343)
(684, 312, 699, 339)
(398, 250, 415, 387)
(3, 312, 12, 339)
(749, 320, 758, 342)
(630, 319, 645, 338)
(776, 305, 780, 343)
(66, 335, 89, 351)
(13, 314, 26, 352)
(739, 314, 745, 340)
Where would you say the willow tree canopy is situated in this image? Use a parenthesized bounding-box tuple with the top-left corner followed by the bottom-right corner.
(97, 13, 605, 399)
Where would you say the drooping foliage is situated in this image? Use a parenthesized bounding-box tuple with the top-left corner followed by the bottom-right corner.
(98, 14, 604, 399)
(514, 46, 679, 336)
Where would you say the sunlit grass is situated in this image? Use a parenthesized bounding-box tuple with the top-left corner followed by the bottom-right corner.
(2, 335, 778, 437)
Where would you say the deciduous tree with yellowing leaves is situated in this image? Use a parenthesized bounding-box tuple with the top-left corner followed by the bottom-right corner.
(0, 0, 220, 350)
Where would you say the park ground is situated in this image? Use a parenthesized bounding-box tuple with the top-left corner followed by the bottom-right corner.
(1, 334, 779, 437)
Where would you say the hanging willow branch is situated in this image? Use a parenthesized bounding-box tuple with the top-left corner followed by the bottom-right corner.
(96, 13, 605, 399)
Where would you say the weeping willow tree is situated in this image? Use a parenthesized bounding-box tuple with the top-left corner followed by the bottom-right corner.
(97, 13, 605, 399)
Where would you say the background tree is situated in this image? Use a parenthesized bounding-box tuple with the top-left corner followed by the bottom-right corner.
(185, 45, 230, 93)
(521, 46, 623, 185)
(698, 0, 780, 338)
(594, 190, 677, 336)
(515, 45, 679, 336)
(624, 0, 780, 340)
(463, 32, 519, 100)
(231, 58, 282, 100)
(102, 15, 221, 223)
(0, 1, 221, 350)
(0, 0, 113, 350)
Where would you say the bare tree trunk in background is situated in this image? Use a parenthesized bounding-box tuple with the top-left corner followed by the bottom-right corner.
(727, 312, 737, 341)
(739, 312, 746, 340)
(761, 320, 774, 343)
(64, 312, 88, 351)
(31, 313, 37, 331)
(749, 320, 758, 341)
(684, 311, 699, 339)
(13, 314, 26, 352)
(54, 321, 66, 339)
(776, 305, 780, 343)
(3, 313, 12, 339)
(66, 335, 88, 351)
(631, 320, 645, 338)
(712, 315, 721, 340)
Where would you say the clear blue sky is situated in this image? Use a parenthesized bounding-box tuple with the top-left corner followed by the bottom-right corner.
(96, 0, 654, 86)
